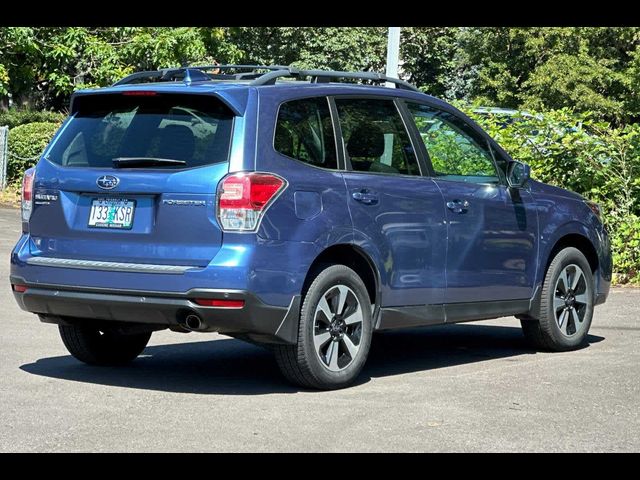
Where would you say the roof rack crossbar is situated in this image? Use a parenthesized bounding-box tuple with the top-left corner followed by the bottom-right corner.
(112, 70, 165, 86)
(112, 68, 194, 86)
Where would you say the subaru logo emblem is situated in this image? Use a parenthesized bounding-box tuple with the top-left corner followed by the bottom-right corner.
(97, 175, 119, 190)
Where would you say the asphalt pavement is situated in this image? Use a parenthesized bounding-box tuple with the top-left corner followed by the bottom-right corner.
(0, 206, 638, 452)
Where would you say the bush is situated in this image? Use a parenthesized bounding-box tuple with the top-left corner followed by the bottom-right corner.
(459, 104, 640, 285)
(610, 214, 640, 284)
(0, 109, 65, 129)
(7, 121, 61, 182)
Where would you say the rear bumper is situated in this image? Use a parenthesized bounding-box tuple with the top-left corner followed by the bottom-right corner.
(11, 234, 317, 308)
(10, 277, 300, 345)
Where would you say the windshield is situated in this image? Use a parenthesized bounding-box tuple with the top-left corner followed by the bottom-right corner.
(46, 93, 234, 169)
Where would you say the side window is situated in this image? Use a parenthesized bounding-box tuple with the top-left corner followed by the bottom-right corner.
(274, 97, 338, 169)
(407, 102, 500, 184)
(334, 98, 420, 176)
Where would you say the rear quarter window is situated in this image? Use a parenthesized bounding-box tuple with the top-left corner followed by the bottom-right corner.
(47, 93, 234, 169)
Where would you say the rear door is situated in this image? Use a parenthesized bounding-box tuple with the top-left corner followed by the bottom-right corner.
(334, 96, 447, 307)
(405, 101, 538, 303)
(29, 92, 235, 266)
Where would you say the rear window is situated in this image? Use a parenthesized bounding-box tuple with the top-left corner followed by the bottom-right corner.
(274, 97, 338, 169)
(335, 98, 420, 176)
(46, 93, 234, 169)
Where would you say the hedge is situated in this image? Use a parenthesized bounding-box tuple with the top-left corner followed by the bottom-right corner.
(460, 105, 640, 284)
(6, 121, 61, 182)
(0, 109, 65, 129)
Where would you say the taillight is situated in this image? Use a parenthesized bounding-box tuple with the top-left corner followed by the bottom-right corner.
(217, 172, 286, 232)
(21, 168, 35, 226)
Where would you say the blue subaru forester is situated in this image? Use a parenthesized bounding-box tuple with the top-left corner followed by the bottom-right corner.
(10, 65, 612, 390)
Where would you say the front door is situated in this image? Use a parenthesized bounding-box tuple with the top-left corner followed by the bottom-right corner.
(405, 101, 538, 304)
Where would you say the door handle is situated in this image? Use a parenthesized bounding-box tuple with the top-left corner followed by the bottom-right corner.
(352, 190, 378, 205)
(446, 199, 470, 214)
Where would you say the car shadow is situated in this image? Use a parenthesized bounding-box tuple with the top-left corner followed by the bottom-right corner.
(368, 324, 603, 378)
(20, 324, 605, 395)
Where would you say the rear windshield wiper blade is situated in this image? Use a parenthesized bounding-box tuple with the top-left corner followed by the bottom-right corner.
(112, 157, 187, 168)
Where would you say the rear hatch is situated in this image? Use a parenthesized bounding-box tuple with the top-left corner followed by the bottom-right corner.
(28, 91, 235, 267)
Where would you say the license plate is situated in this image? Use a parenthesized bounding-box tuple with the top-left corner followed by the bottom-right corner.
(88, 198, 136, 229)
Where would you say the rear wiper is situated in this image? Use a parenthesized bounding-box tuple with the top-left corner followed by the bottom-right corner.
(112, 157, 187, 168)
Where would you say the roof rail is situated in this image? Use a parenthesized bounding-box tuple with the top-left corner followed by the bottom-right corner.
(112, 65, 420, 92)
(251, 68, 419, 92)
(191, 64, 290, 72)
(112, 65, 292, 86)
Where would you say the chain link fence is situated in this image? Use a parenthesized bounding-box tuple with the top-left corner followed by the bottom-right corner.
(0, 126, 8, 190)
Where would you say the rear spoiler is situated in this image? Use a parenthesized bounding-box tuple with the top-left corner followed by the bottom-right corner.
(69, 88, 247, 117)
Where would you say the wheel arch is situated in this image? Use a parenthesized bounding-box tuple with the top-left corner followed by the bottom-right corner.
(525, 229, 600, 320)
(544, 232, 599, 278)
(301, 244, 381, 315)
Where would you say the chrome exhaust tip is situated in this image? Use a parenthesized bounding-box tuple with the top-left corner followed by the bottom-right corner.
(184, 314, 203, 331)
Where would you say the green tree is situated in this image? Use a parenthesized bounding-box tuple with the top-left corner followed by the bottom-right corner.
(399, 27, 459, 98)
(3, 26, 640, 125)
(455, 27, 640, 124)
(0, 27, 40, 109)
(0, 27, 229, 110)
(223, 27, 388, 72)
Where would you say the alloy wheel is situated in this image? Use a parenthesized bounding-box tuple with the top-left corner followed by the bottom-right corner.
(313, 284, 364, 372)
(553, 264, 590, 337)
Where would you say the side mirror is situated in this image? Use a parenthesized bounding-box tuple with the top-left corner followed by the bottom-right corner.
(507, 160, 531, 188)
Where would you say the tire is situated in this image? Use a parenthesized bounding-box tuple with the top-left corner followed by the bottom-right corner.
(59, 324, 151, 365)
(521, 247, 595, 351)
(274, 264, 373, 390)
